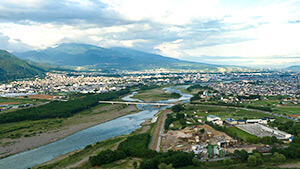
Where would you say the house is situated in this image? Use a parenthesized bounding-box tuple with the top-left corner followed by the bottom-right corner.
(225, 118, 237, 125)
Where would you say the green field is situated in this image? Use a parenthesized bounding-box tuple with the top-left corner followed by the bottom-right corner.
(227, 127, 257, 141)
(0, 96, 45, 105)
(273, 106, 300, 115)
(184, 104, 281, 121)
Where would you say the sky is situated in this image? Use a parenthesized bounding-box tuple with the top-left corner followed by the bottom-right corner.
(0, 0, 300, 68)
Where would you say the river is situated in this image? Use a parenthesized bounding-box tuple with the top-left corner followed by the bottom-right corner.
(0, 86, 192, 169)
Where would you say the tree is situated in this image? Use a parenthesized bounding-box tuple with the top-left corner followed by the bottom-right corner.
(223, 158, 234, 165)
(272, 152, 286, 165)
(192, 157, 202, 166)
(248, 155, 257, 166)
(234, 150, 249, 162)
(200, 128, 205, 134)
(172, 104, 185, 113)
(261, 136, 272, 144)
(271, 136, 278, 144)
(158, 163, 174, 169)
(133, 161, 138, 169)
(253, 153, 264, 165)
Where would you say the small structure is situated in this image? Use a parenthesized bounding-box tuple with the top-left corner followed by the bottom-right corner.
(225, 118, 237, 125)
(246, 118, 267, 124)
(236, 119, 246, 125)
(207, 115, 223, 126)
(207, 115, 221, 122)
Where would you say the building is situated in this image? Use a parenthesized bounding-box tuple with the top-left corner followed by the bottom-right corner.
(236, 120, 246, 125)
(237, 123, 293, 140)
(207, 115, 223, 126)
(225, 118, 237, 125)
(246, 118, 268, 124)
(207, 115, 221, 122)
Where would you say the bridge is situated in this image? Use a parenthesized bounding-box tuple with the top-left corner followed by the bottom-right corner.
(99, 101, 174, 107)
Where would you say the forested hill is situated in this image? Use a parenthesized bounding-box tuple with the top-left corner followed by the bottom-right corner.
(0, 50, 44, 82)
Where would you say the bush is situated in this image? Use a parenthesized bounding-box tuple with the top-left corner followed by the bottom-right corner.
(89, 149, 126, 166)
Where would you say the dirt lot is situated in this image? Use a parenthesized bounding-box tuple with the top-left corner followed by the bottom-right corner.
(279, 161, 300, 168)
(0, 102, 21, 105)
(161, 124, 232, 152)
(18, 94, 55, 100)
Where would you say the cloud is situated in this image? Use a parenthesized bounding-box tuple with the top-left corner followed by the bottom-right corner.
(0, 32, 32, 52)
(0, 0, 300, 67)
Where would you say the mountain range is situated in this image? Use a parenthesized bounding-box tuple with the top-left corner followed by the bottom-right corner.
(13, 43, 238, 71)
(0, 50, 44, 82)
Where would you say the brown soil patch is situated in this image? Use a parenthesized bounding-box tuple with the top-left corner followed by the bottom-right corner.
(0, 102, 21, 105)
(278, 161, 300, 168)
(18, 94, 54, 100)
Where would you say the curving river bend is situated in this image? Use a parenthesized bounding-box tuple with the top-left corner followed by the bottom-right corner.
(0, 86, 192, 169)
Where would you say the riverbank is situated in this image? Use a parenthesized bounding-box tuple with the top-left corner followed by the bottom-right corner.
(34, 120, 153, 169)
(0, 104, 138, 158)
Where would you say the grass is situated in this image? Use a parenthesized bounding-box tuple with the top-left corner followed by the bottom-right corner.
(185, 105, 275, 120)
(132, 88, 181, 102)
(0, 103, 137, 140)
(273, 106, 300, 115)
(36, 137, 126, 169)
(227, 127, 257, 141)
(0, 96, 44, 105)
(0, 119, 63, 139)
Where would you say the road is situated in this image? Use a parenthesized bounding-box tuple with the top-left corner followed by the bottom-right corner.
(149, 109, 172, 152)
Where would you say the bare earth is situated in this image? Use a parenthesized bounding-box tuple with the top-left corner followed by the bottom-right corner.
(279, 161, 300, 168)
(0, 104, 138, 158)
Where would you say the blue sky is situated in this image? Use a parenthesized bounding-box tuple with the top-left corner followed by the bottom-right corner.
(0, 0, 300, 68)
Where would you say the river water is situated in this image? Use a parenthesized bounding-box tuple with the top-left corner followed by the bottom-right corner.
(0, 86, 192, 169)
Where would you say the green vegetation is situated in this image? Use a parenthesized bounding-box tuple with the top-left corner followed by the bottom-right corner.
(0, 119, 63, 139)
(226, 127, 257, 142)
(0, 50, 44, 82)
(37, 137, 125, 169)
(0, 89, 130, 124)
(187, 84, 214, 92)
(132, 86, 181, 102)
(269, 120, 300, 136)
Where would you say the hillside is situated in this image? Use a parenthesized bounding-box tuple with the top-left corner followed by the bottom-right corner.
(0, 50, 44, 82)
(286, 65, 300, 71)
(14, 43, 223, 71)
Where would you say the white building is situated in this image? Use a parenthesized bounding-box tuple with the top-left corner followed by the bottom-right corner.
(207, 115, 221, 122)
(246, 118, 268, 125)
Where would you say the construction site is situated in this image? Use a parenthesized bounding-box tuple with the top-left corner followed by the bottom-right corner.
(160, 124, 257, 159)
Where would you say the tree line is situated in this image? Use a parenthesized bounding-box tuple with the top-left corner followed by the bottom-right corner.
(0, 89, 130, 124)
(89, 133, 194, 169)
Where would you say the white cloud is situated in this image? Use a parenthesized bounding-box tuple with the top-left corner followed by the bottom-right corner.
(0, 0, 300, 67)
(155, 39, 184, 58)
(101, 0, 220, 25)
